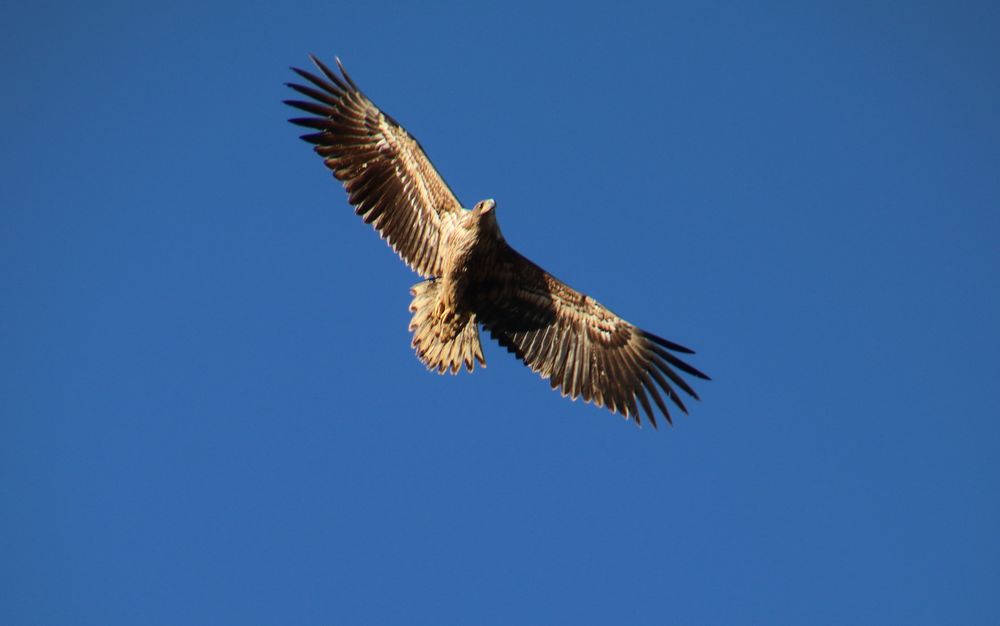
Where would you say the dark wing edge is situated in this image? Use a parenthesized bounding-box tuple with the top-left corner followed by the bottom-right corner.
(478, 249, 709, 429)
(284, 55, 463, 278)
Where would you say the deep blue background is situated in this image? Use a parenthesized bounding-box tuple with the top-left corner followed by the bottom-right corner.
(3, 1, 998, 624)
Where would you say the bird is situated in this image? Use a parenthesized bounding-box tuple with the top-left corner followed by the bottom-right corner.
(285, 55, 709, 428)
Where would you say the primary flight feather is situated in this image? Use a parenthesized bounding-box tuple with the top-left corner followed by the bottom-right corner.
(285, 56, 709, 428)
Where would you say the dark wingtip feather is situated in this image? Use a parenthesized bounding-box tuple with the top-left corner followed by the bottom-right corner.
(646, 365, 690, 414)
(635, 387, 657, 429)
(284, 99, 333, 117)
(286, 82, 342, 108)
(336, 57, 360, 91)
(644, 378, 674, 426)
(299, 131, 328, 145)
(642, 330, 696, 354)
(671, 356, 710, 381)
(648, 342, 710, 381)
(310, 55, 351, 91)
(288, 117, 330, 129)
(650, 354, 700, 400)
(291, 67, 343, 97)
(290, 67, 316, 83)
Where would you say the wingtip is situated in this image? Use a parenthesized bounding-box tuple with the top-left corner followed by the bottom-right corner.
(642, 330, 696, 354)
(290, 67, 313, 82)
(661, 404, 675, 426)
(689, 367, 711, 381)
(335, 56, 360, 90)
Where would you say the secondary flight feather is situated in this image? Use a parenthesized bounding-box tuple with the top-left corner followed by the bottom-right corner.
(285, 56, 709, 428)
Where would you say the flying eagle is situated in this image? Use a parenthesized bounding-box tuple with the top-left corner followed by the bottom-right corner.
(285, 56, 708, 428)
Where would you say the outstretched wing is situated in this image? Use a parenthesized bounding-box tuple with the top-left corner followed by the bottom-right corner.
(475, 248, 709, 428)
(285, 56, 463, 278)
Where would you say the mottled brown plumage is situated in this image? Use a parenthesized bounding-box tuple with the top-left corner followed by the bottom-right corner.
(286, 56, 709, 427)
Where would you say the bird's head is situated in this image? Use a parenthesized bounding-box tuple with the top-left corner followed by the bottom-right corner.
(473, 198, 496, 215)
(472, 198, 503, 241)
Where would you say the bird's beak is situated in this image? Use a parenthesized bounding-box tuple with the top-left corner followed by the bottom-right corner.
(482, 199, 495, 214)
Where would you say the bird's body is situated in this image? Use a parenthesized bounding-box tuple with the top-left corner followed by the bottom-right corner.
(433, 200, 501, 343)
(286, 56, 709, 428)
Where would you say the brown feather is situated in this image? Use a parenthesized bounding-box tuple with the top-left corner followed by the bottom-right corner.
(286, 57, 463, 278)
(477, 245, 706, 427)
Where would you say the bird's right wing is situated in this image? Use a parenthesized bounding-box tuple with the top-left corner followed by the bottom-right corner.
(476, 247, 709, 428)
(285, 56, 464, 278)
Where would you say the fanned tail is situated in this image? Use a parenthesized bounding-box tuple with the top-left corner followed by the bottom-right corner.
(409, 280, 485, 374)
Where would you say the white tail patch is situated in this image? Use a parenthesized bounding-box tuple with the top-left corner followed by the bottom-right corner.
(408, 280, 485, 374)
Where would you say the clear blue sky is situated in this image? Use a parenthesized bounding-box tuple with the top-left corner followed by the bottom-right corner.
(2, 1, 998, 624)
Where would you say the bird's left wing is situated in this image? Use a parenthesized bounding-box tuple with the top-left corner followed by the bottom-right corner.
(476, 248, 709, 428)
(285, 56, 464, 278)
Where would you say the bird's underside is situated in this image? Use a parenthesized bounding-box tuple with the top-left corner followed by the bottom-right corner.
(286, 55, 709, 428)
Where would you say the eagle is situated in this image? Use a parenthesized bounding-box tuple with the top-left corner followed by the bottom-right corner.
(285, 56, 709, 428)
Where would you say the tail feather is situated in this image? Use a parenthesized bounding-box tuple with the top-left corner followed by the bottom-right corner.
(409, 280, 485, 374)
